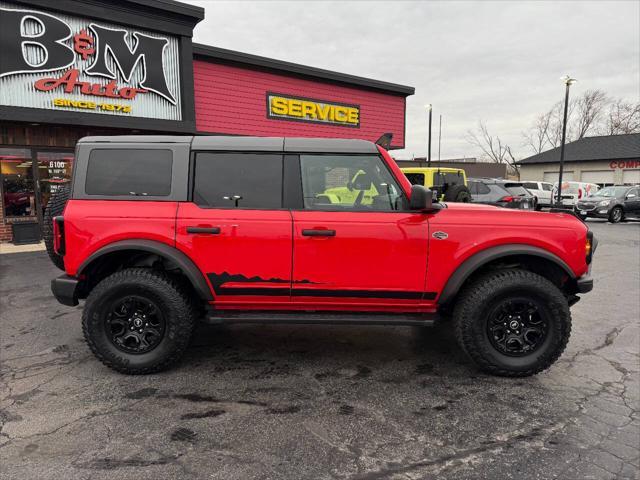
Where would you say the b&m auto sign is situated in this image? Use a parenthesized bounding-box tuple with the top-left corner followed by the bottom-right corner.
(0, 1, 182, 119)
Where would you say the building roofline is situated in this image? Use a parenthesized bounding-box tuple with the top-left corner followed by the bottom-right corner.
(192, 43, 415, 96)
(121, 0, 204, 20)
(517, 133, 640, 165)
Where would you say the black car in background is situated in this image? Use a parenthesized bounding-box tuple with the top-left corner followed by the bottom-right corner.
(575, 185, 640, 223)
(468, 178, 536, 210)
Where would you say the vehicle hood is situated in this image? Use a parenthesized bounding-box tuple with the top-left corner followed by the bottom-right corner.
(579, 196, 614, 202)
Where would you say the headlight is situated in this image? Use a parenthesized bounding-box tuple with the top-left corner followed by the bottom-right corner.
(598, 200, 609, 206)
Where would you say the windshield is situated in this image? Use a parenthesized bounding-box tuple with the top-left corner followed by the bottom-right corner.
(589, 186, 628, 198)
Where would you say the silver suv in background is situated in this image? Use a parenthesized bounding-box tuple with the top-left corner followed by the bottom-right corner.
(468, 178, 536, 210)
(519, 181, 554, 210)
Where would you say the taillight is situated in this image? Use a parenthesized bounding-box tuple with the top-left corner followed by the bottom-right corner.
(53, 216, 65, 255)
(586, 230, 596, 264)
(578, 188, 583, 199)
(499, 196, 515, 202)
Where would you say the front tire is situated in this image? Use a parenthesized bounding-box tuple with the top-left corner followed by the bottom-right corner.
(82, 268, 195, 374)
(444, 184, 472, 203)
(608, 206, 623, 223)
(453, 269, 571, 377)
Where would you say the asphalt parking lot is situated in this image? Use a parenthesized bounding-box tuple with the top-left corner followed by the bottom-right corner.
(1, 220, 638, 480)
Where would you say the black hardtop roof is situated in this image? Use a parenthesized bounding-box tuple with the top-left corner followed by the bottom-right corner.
(77, 135, 379, 153)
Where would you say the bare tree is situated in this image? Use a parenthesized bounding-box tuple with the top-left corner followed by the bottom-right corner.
(574, 89, 609, 139)
(602, 99, 640, 135)
(523, 110, 552, 154)
(523, 89, 610, 154)
(466, 121, 519, 174)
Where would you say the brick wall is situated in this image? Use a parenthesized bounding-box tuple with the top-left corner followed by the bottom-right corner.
(0, 195, 12, 242)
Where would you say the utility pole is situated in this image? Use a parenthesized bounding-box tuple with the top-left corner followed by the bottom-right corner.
(426, 104, 432, 167)
(556, 75, 577, 206)
(438, 114, 442, 161)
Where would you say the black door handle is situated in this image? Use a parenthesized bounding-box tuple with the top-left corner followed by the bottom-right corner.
(186, 226, 221, 234)
(302, 229, 336, 237)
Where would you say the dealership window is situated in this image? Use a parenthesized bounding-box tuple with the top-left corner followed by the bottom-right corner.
(1, 148, 37, 219)
(299, 155, 404, 211)
(193, 153, 283, 209)
(86, 149, 172, 196)
(37, 151, 74, 217)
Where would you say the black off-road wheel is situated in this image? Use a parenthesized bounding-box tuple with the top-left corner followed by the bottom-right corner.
(82, 268, 195, 374)
(608, 206, 623, 223)
(43, 185, 70, 270)
(444, 184, 472, 203)
(453, 269, 571, 377)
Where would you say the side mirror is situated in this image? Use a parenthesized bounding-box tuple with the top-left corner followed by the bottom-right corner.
(627, 194, 637, 199)
(409, 184, 433, 211)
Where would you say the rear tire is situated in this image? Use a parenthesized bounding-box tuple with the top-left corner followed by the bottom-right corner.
(82, 268, 195, 374)
(608, 206, 623, 223)
(43, 185, 70, 270)
(453, 269, 571, 377)
(444, 184, 472, 203)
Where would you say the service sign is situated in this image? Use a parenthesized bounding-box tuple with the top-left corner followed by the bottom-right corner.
(0, 2, 182, 120)
(267, 93, 360, 127)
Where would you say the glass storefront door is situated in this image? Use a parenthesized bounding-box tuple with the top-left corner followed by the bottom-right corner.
(1, 147, 74, 240)
(36, 151, 74, 219)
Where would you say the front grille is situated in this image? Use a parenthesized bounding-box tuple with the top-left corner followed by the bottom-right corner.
(576, 203, 597, 211)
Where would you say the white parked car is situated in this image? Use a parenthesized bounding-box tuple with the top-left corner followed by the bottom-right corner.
(520, 181, 554, 209)
(551, 181, 600, 207)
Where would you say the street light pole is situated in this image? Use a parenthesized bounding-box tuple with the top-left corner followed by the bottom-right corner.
(556, 75, 577, 206)
(426, 104, 432, 167)
(438, 114, 442, 161)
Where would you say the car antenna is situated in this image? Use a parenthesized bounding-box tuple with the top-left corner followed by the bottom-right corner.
(375, 133, 393, 149)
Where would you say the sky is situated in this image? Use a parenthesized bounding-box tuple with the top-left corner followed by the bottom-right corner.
(183, 0, 640, 160)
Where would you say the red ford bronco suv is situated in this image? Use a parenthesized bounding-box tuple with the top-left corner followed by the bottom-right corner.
(48, 136, 595, 377)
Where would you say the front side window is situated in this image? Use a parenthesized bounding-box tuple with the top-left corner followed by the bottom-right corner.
(542, 183, 552, 191)
(193, 153, 283, 209)
(86, 149, 172, 196)
(300, 155, 404, 211)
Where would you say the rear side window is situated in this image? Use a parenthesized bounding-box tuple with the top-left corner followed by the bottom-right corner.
(504, 183, 529, 196)
(86, 149, 172, 196)
(522, 182, 538, 190)
(193, 153, 283, 209)
(469, 181, 491, 195)
(404, 173, 425, 186)
(434, 171, 464, 189)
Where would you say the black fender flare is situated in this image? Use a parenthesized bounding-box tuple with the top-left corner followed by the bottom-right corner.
(78, 239, 213, 301)
(437, 244, 575, 305)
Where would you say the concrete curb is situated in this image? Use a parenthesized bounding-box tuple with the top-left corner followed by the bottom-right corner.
(0, 242, 46, 255)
